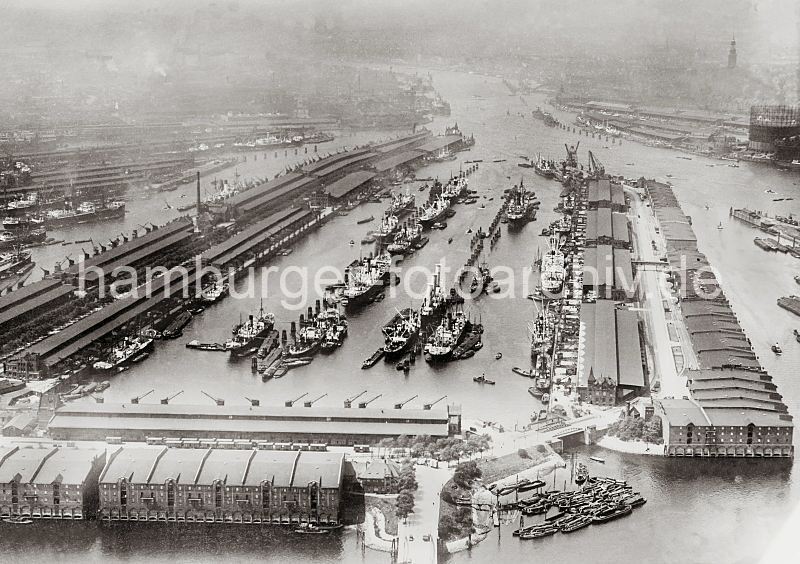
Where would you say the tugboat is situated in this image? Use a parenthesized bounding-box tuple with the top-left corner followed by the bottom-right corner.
(225, 305, 275, 357)
(383, 308, 421, 359)
(294, 523, 330, 535)
(772, 342, 783, 355)
(473, 373, 496, 385)
(340, 253, 392, 311)
(425, 311, 467, 362)
(575, 463, 589, 485)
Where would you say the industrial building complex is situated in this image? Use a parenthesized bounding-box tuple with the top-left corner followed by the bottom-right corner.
(643, 180, 794, 457)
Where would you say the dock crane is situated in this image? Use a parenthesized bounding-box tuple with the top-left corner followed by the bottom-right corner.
(245, 397, 260, 407)
(358, 394, 382, 409)
(285, 393, 308, 407)
(565, 141, 580, 169)
(423, 396, 447, 410)
(304, 393, 327, 407)
(587, 150, 605, 179)
(201, 390, 224, 406)
(161, 390, 184, 404)
(394, 395, 418, 409)
(130, 390, 154, 404)
(344, 390, 368, 408)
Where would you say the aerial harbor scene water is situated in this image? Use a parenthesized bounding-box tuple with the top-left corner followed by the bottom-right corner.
(0, 1, 798, 563)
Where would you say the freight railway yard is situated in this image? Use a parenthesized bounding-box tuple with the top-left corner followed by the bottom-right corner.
(0, 54, 798, 564)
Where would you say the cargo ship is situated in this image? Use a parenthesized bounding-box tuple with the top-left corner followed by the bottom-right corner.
(200, 278, 229, 303)
(42, 201, 126, 228)
(506, 179, 537, 225)
(540, 234, 566, 294)
(424, 311, 467, 362)
(534, 156, 557, 179)
(0, 228, 47, 249)
(387, 192, 416, 217)
(340, 252, 392, 311)
(418, 195, 450, 228)
(440, 176, 469, 200)
(375, 214, 400, 242)
(92, 336, 154, 371)
(2, 215, 44, 231)
(225, 306, 276, 357)
(0, 249, 33, 280)
(288, 325, 323, 357)
(468, 262, 493, 295)
(382, 308, 421, 358)
(318, 308, 348, 353)
(387, 220, 422, 255)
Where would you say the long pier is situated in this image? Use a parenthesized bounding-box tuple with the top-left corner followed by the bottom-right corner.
(730, 207, 800, 249)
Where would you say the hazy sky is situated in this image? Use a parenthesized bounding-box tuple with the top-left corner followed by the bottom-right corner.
(2, 1, 797, 67)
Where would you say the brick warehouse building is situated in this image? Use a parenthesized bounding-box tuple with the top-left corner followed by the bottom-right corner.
(0, 445, 106, 519)
(98, 447, 344, 524)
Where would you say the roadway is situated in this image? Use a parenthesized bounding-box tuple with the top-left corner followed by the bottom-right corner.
(626, 189, 689, 399)
(397, 465, 445, 564)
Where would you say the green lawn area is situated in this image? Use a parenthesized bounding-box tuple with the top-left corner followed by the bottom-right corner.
(478, 444, 552, 484)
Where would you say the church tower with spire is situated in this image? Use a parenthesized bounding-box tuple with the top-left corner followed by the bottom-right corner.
(727, 34, 737, 69)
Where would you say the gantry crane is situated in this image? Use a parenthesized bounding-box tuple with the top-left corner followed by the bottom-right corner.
(130, 389, 154, 404)
(423, 396, 447, 410)
(245, 397, 260, 407)
(285, 393, 308, 407)
(344, 390, 368, 408)
(304, 393, 327, 407)
(358, 394, 382, 409)
(394, 395, 418, 409)
(161, 390, 184, 404)
(201, 390, 224, 406)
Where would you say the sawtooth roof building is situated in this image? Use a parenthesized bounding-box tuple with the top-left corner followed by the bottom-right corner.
(98, 446, 345, 524)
